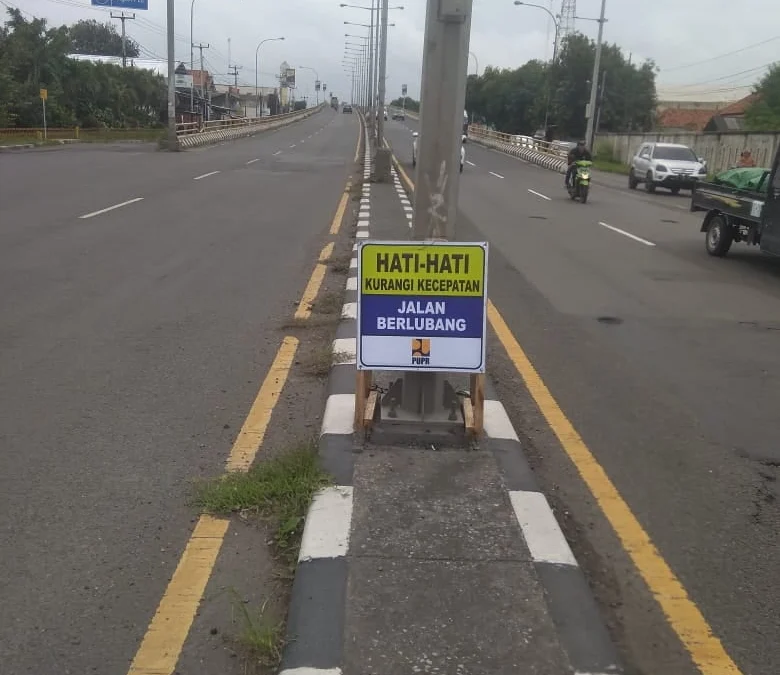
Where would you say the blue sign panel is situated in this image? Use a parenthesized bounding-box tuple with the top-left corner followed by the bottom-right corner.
(91, 0, 149, 10)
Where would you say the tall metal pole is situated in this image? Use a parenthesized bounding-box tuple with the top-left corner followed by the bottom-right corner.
(404, 0, 473, 415)
(373, 1, 380, 127)
(376, 0, 389, 142)
(585, 0, 606, 149)
(367, 2, 375, 133)
(166, 0, 177, 148)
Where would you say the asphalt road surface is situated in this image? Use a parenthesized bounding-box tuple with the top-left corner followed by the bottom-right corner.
(0, 108, 358, 675)
(385, 117, 780, 675)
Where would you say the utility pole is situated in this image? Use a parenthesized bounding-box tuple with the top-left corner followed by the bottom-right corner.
(194, 42, 209, 116)
(166, 0, 177, 149)
(584, 0, 607, 149)
(373, 0, 380, 131)
(595, 68, 607, 136)
(228, 64, 241, 113)
(111, 12, 136, 68)
(403, 0, 473, 416)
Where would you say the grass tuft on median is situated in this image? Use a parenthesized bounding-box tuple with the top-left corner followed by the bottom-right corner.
(194, 443, 330, 554)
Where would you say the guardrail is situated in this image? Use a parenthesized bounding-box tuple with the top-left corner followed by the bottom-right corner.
(175, 104, 326, 149)
(467, 125, 568, 173)
(386, 109, 568, 174)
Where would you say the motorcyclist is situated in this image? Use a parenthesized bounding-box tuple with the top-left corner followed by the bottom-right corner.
(565, 140, 592, 188)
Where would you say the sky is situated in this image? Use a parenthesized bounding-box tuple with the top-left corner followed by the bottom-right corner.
(7, 0, 780, 104)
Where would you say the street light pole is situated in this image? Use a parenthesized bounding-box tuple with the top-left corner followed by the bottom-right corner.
(376, 0, 389, 143)
(403, 0, 473, 416)
(255, 37, 285, 118)
(166, 0, 176, 149)
(584, 0, 607, 149)
(299, 65, 320, 105)
(514, 1, 560, 136)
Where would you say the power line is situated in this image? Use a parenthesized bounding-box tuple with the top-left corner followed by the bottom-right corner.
(662, 35, 780, 73)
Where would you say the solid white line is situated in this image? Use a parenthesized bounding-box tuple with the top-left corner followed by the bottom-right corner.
(246, 158, 260, 165)
(346, 277, 358, 291)
(483, 400, 519, 441)
(509, 491, 578, 566)
(78, 197, 144, 220)
(193, 171, 220, 180)
(298, 487, 354, 561)
(466, 160, 476, 166)
(528, 188, 551, 201)
(599, 221, 656, 247)
(489, 171, 505, 179)
(321, 394, 355, 436)
(273, 150, 282, 156)
(332, 337, 357, 363)
(341, 302, 357, 320)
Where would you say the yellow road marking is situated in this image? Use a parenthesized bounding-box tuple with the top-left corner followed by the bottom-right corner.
(393, 145, 741, 674)
(128, 516, 229, 675)
(225, 336, 300, 472)
(330, 190, 349, 235)
(487, 307, 741, 675)
(295, 241, 335, 321)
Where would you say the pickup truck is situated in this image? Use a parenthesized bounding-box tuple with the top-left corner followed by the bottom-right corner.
(690, 145, 780, 257)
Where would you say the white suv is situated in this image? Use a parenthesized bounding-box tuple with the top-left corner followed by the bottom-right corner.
(629, 142, 707, 194)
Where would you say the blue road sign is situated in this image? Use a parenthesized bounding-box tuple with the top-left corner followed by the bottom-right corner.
(91, 0, 149, 9)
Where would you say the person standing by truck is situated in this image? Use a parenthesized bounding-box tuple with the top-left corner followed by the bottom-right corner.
(737, 150, 756, 168)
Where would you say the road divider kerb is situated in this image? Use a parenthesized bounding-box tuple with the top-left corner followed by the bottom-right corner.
(278, 116, 368, 674)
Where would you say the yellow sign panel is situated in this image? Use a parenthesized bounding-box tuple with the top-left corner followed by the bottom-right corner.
(360, 242, 486, 297)
(40, 88, 48, 100)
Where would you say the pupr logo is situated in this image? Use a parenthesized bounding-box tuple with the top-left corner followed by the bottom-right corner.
(411, 338, 430, 365)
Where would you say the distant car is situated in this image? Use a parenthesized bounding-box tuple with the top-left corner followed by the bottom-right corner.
(392, 110, 405, 121)
(412, 131, 465, 173)
(629, 142, 707, 194)
(342, 104, 353, 114)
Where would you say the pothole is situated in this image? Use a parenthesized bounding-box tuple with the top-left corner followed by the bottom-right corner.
(528, 215, 548, 220)
(597, 316, 623, 325)
(661, 219, 678, 223)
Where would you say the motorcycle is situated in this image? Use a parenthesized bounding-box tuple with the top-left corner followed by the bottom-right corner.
(567, 160, 592, 203)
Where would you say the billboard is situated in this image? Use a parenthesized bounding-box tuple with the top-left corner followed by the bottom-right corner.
(402, 84, 407, 96)
(315, 80, 321, 91)
(284, 68, 296, 87)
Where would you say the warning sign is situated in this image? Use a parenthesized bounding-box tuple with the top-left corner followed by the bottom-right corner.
(357, 241, 488, 372)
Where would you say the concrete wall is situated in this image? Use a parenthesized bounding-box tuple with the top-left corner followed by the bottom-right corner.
(595, 131, 780, 174)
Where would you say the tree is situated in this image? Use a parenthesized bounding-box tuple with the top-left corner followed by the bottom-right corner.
(390, 96, 419, 112)
(67, 19, 139, 58)
(745, 63, 780, 131)
(465, 33, 657, 139)
(0, 8, 163, 128)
